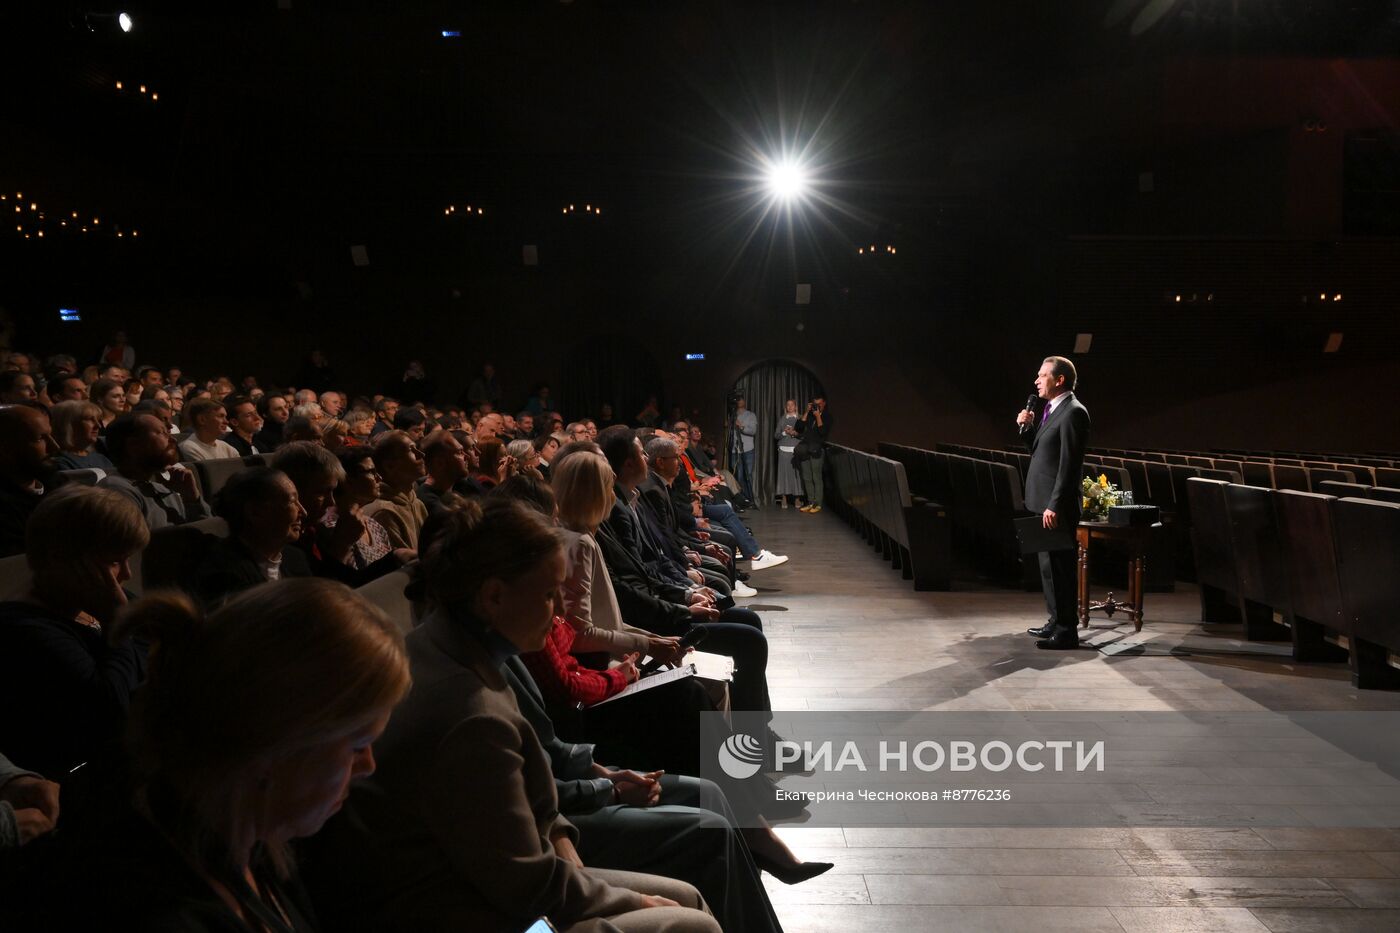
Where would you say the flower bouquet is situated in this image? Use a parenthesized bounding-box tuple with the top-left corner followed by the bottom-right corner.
(1080, 473, 1124, 522)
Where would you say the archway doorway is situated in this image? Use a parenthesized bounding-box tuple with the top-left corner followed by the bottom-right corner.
(727, 359, 825, 508)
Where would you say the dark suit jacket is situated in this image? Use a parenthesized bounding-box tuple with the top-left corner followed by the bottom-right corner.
(593, 522, 692, 636)
(601, 486, 690, 596)
(300, 611, 642, 932)
(193, 536, 311, 607)
(1023, 391, 1091, 518)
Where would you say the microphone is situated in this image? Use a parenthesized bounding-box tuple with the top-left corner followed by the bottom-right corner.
(1018, 394, 1037, 436)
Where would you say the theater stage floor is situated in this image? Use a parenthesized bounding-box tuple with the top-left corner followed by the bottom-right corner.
(739, 507, 1400, 933)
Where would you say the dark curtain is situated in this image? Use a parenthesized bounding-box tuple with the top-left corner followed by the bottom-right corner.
(560, 335, 664, 425)
(726, 360, 825, 507)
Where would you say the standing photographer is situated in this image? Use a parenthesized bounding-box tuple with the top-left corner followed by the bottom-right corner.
(729, 396, 757, 507)
(795, 397, 830, 514)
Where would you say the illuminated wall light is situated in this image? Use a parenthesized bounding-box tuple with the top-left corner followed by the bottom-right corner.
(29, 203, 36, 210)
(60, 221, 65, 227)
(116, 81, 123, 90)
(71, 211, 77, 218)
(36, 230, 43, 238)
(561, 208, 567, 214)
(93, 218, 100, 225)
(132, 230, 138, 237)
(139, 85, 147, 94)
(13, 206, 19, 213)
(1174, 295, 1181, 302)
(857, 247, 864, 254)
(1319, 293, 1326, 301)
(151, 93, 158, 101)
(889, 247, 895, 254)
(1333, 293, 1342, 302)
(81, 227, 88, 233)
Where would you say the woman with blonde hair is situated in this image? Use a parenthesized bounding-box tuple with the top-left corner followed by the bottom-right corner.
(8, 578, 411, 930)
(49, 400, 115, 471)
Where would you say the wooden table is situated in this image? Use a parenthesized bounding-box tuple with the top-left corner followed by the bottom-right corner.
(1076, 521, 1162, 632)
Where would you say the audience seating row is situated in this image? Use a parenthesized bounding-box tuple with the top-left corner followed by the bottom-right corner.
(1186, 476, 1400, 690)
(0, 509, 416, 635)
(824, 444, 951, 591)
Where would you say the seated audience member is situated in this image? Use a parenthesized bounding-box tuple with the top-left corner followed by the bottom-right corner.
(123, 379, 144, 410)
(47, 373, 88, 405)
(517, 411, 536, 439)
(165, 385, 186, 420)
(222, 396, 264, 457)
(474, 411, 505, 441)
(49, 400, 115, 472)
(136, 366, 163, 391)
(282, 414, 321, 444)
(319, 390, 345, 420)
(254, 393, 290, 451)
(0, 405, 62, 557)
(391, 406, 428, 442)
(473, 437, 510, 490)
(6, 579, 410, 930)
(291, 401, 326, 431)
(178, 398, 240, 462)
(294, 387, 318, 408)
(592, 427, 776, 719)
(0, 752, 59, 849)
(0, 486, 149, 778)
(566, 421, 591, 442)
(533, 431, 561, 475)
(98, 414, 213, 530)
(342, 409, 375, 445)
(640, 435, 752, 599)
(321, 417, 351, 453)
(321, 448, 404, 574)
(418, 430, 475, 514)
(363, 430, 429, 550)
(0, 371, 38, 405)
(132, 398, 176, 433)
(272, 442, 404, 585)
(499, 660, 793, 924)
(507, 438, 543, 478)
(195, 467, 310, 606)
(371, 396, 399, 437)
(300, 499, 720, 933)
(89, 378, 127, 429)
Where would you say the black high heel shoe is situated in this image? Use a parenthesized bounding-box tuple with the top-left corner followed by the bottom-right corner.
(750, 851, 835, 885)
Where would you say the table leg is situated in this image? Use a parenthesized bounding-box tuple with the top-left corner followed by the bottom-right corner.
(1078, 541, 1090, 628)
(1132, 555, 1146, 632)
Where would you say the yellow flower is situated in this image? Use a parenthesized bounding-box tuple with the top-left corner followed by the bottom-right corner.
(1082, 497, 1090, 510)
(1099, 474, 1109, 488)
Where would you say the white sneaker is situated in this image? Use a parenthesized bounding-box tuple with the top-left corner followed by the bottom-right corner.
(748, 550, 789, 571)
(732, 580, 758, 597)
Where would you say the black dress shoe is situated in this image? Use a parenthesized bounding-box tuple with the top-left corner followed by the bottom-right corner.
(1036, 631, 1081, 650)
(1026, 623, 1056, 638)
(751, 851, 835, 885)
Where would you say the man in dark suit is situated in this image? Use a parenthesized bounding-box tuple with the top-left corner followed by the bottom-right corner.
(1017, 356, 1091, 649)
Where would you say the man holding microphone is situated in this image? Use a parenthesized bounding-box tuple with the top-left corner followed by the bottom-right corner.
(1016, 357, 1090, 650)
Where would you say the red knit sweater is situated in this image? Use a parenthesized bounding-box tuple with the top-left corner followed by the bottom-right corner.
(521, 617, 630, 707)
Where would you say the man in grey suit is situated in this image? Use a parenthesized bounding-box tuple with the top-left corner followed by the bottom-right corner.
(1017, 356, 1091, 650)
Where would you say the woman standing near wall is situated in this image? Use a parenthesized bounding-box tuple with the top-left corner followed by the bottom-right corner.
(773, 399, 803, 509)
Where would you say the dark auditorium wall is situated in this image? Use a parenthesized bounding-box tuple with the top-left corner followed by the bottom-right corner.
(6, 8, 1400, 456)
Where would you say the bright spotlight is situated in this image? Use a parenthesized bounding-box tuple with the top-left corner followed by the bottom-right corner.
(765, 159, 809, 201)
(118, 12, 133, 33)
